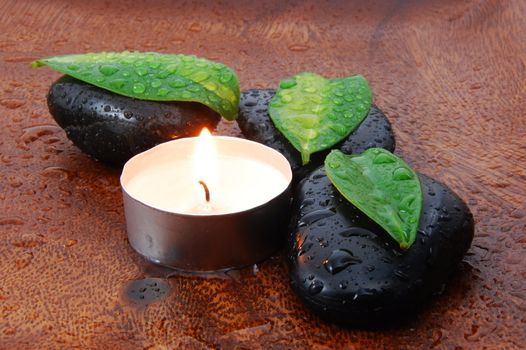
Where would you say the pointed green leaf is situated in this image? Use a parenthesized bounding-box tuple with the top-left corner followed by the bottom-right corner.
(32, 51, 240, 120)
(325, 149, 422, 249)
(268, 72, 372, 164)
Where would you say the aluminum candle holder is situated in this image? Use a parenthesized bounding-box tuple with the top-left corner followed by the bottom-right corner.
(120, 134, 293, 272)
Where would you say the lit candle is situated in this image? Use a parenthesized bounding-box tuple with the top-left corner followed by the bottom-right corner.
(120, 130, 293, 271)
(123, 128, 290, 215)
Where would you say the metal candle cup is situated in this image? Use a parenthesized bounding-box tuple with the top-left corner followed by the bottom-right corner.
(120, 132, 293, 272)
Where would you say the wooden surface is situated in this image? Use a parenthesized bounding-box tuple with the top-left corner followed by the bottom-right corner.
(1, 0, 525, 348)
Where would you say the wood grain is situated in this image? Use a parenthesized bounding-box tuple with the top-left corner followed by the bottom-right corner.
(0, 0, 525, 348)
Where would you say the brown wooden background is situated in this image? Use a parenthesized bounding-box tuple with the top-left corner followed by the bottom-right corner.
(1, 0, 525, 348)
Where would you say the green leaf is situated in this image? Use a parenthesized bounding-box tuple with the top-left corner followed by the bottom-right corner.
(32, 51, 240, 120)
(268, 72, 372, 165)
(325, 149, 422, 249)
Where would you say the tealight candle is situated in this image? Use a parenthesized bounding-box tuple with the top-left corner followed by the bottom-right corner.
(120, 129, 293, 271)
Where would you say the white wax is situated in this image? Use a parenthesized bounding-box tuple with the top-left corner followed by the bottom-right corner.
(121, 136, 292, 215)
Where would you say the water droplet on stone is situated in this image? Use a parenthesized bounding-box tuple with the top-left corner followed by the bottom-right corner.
(298, 242, 313, 256)
(299, 209, 336, 225)
(337, 227, 371, 238)
(394, 270, 409, 281)
(323, 249, 362, 274)
(300, 198, 315, 209)
(308, 280, 324, 295)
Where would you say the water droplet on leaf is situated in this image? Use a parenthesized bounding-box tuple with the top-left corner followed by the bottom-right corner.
(219, 71, 233, 83)
(109, 79, 126, 89)
(169, 79, 187, 88)
(374, 153, 396, 164)
(98, 65, 119, 76)
(135, 67, 148, 76)
(280, 79, 297, 89)
(393, 167, 413, 180)
(157, 88, 169, 97)
(132, 83, 146, 94)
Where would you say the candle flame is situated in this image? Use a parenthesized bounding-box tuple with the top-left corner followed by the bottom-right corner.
(193, 128, 217, 200)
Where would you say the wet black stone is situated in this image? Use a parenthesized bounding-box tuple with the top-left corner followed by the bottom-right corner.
(237, 89, 396, 182)
(288, 167, 474, 326)
(47, 76, 221, 165)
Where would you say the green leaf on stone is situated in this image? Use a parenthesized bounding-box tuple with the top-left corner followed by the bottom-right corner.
(268, 72, 372, 165)
(32, 51, 240, 120)
(325, 149, 422, 249)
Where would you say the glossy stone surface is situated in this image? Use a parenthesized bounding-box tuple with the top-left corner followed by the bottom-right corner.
(288, 167, 474, 325)
(237, 89, 395, 181)
(48, 76, 221, 165)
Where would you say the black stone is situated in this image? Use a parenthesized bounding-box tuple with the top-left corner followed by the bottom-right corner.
(237, 89, 396, 182)
(47, 76, 221, 165)
(288, 166, 474, 326)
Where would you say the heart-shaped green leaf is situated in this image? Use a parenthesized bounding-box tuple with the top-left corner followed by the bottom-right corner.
(268, 72, 372, 165)
(325, 149, 422, 249)
(32, 51, 240, 120)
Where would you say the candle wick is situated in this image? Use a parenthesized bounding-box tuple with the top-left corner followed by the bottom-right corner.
(198, 180, 210, 202)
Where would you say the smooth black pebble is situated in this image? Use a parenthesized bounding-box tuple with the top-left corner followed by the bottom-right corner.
(288, 167, 474, 326)
(237, 89, 396, 181)
(47, 76, 221, 165)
